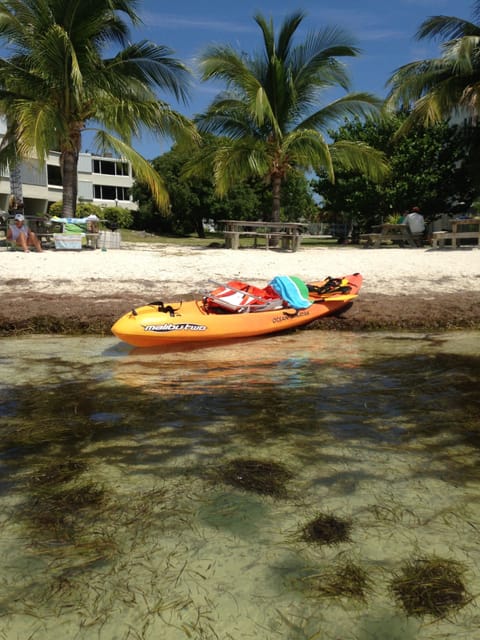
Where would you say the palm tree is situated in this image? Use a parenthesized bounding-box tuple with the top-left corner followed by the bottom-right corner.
(0, 0, 196, 216)
(193, 11, 388, 223)
(0, 112, 24, 210)
(386, 3, 480, 129)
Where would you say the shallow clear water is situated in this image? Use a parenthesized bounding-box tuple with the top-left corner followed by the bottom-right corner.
(0, 331, 479, 639)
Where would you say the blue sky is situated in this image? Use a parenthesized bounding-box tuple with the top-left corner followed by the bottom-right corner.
(121, 0, 474, 159)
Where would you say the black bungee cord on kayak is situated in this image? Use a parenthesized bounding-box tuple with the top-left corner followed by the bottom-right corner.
(307, 276, 352, 296)
(131, 301, 180, 316)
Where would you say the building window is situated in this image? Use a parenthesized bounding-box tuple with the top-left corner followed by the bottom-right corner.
(94, 185, 130, 201)
(93, 159, 129, 176)
(47, 164, 62, 186)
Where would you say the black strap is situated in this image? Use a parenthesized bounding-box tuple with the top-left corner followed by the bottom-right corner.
(307, 277, 351, 296)
(143, 301, 178, 316)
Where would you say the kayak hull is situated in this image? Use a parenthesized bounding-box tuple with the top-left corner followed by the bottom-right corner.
(111, 273, 362, 348)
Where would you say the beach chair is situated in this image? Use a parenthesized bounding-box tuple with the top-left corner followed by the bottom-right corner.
(204, 280, 284, 313)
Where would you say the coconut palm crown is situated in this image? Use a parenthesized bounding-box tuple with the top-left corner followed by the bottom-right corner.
(194, 11, 387, 221)
(0, 0, 196, 216)
(386, 2, 480, 129)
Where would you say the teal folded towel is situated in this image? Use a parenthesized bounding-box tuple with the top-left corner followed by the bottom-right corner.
(269, 275, 312, 309)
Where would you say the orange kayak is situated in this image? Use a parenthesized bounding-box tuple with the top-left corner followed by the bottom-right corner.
(111, 273, 362, 348)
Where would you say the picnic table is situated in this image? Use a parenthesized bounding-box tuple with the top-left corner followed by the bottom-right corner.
(219, 220, 306, 251)
(431, 218, 480, 248)
(360, 223, 420, 248)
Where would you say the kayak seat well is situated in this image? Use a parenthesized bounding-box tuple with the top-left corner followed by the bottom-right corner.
(204, 280, 284, 314)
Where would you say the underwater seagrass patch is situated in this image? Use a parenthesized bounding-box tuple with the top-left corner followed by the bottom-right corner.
(301, 512, 352, 545)
(303, 560, 371, 601)
(390, 556, 469, 618)
(27, 459, 88, 487)
(24, 482, 107, 537)
(218, 458, 293, 497)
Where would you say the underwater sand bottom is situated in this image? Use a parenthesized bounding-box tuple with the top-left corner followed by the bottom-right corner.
(1, 332, 479, 639)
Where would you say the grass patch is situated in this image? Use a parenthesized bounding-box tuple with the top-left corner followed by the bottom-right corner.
(390, 556, 469, 618)
(217, 458, 293, 497)
(121, 229, 225, 247)
(120, 228, 341, 249)
(300, 512, 353, 546)
(302, 561, 371, 601)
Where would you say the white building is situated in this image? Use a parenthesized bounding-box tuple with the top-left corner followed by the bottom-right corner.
(0, 121, 137, 215)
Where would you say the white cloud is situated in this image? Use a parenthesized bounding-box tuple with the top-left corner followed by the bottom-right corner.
(140, 11, 256, 34)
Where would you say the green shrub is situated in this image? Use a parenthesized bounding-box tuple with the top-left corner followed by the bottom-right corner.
(471, 200, 480, 214)
(48, 201, 63, 216)
(48, 201, 103, 218)
(385, 213, 403, 224)
(101, 206, 134, 229)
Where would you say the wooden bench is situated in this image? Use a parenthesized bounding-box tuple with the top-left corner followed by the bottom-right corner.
(360, 233, 381, 246)
(224, 230, 302, 251)
(223, 230, 257, 250)
(431, 231, 447, 248)
(431, 230, 480, 248)
(360, 226, 421, 248)
(302, 234, 334, 240)
(262, 232, 292, 250)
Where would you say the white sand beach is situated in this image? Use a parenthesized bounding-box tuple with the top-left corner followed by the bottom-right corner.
(1, 242, 479, 298)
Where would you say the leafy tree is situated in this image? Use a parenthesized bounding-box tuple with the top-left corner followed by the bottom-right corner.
(280, 170, 318, 222)
(313, 113, 477, 230)
(192, 11, 388, 223)
(0, 0, 196, 217)
(132, 144, 216, 236)
(132, 142, 318, 236)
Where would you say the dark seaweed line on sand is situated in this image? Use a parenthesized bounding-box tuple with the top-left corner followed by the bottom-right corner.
(1, 292, 480, 336)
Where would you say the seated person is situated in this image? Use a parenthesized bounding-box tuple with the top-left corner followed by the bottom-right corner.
(7, 213, 43, 252)
(405, 206, 425, 233)
(404, 206, 425, 246)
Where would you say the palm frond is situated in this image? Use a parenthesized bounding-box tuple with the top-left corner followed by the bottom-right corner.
(416, 16, 480, 42)
(387, 4, 480, 124)
(105, 40, 191, 103)
(97, 97, 199, 147)
(299, 92, 382, 131)
(200, 45, 251, 86)
(386, 58, 456, 108)
(292, 26, 360, 83)
(274, 11, 305, 60)
(329, 140, 390, 182)
(93, 130, 169, 210)
(253, 13, 275, 60)
(199, 48, 282, 136)
(181, 138, 219, 181)
(195, 95, 266, 138)
(443, 35, 480, 73)
(212, 139, 270, 196)
(282, 129, 334, 180)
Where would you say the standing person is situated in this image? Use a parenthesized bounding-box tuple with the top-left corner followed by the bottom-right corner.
(6, 213, 43, 252)
(404, 206, 425, 246)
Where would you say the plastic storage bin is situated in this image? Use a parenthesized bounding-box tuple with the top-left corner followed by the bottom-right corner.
(54, 234, 82, 250)
(98, 230, 121, 249)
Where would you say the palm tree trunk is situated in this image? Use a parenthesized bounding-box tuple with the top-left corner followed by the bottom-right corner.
(9, 160, 23, 206)
(60, 124, 82, 217)
(60, 148, 79, 217)
(271, 173, 282, 223)
(195, 215, 206, 238)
